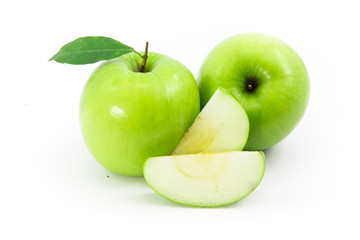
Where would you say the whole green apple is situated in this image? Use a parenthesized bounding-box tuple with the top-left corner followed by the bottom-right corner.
(80, 52, 200, 176)
(198, 33, 310, 150)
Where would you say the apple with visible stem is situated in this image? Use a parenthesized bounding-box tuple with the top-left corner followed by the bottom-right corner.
(144, 151, 265, 207)
(173, 88, 249, 155)
(78, 43, 200, 176)
(198, 33, 310, 150)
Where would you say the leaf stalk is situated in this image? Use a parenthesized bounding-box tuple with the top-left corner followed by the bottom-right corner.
(139, 42, 149, 72)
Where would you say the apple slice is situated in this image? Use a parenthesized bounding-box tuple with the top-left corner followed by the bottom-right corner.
(144, 151, 265, 207)
(172, 88, 249, 155)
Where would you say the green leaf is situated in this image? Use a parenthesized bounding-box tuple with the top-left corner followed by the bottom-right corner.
(49, 36, 134, 64)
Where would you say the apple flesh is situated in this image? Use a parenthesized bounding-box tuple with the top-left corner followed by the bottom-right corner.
(80, 52, 200, 176)
(173, 88, 249, 155)
(198, 33, 310, 150)
(144, 151, 265, 207)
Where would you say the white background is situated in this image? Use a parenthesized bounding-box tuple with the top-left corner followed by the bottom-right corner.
(1, 0, 359, 239)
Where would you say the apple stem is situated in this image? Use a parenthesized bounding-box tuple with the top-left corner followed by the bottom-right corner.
(139, 42, 149, 72)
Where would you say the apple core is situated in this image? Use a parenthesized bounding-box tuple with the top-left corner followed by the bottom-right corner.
(175, 153, 225, 178)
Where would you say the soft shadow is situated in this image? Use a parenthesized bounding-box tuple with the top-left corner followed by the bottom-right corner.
(263, 145, 284, 169)
(138, 192, 245, 209)
(138, 192, 193, 208)
(103, 171, 148, 188)
(106, 172, 146, 183)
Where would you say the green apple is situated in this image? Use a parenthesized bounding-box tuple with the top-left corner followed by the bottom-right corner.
(144, 151, 265, 207)
(80, 52, 200, 176)
(198, 33, 310, 150)
(173, 88, 249, 155)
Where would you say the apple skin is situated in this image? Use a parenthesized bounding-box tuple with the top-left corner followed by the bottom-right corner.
(198, 33, 310, 150)
(80, 52, 200, 176)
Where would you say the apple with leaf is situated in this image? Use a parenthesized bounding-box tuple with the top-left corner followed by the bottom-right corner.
(50, 33, 309, 207)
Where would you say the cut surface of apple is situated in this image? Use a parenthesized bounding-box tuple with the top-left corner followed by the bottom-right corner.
(144, 151, 265, 207)
(172, 88, 249, 155)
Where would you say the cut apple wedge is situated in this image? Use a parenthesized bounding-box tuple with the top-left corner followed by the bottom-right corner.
(172, 88, 249, 155)
(144, 151, 265, 207)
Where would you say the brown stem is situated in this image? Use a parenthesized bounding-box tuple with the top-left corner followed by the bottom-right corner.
(139, 42, 149, 72)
